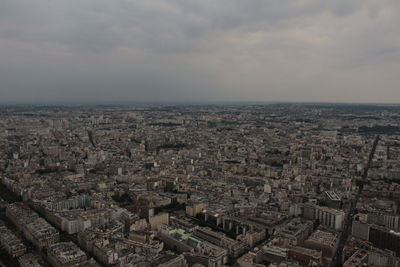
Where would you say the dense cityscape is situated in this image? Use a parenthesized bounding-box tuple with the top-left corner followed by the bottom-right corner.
(0, 103, 399, 267)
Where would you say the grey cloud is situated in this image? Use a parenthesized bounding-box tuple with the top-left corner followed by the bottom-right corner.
(0, 0, 400, 102)
(0, 0, 372, 53)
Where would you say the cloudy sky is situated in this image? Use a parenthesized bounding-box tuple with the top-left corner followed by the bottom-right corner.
(1, 0, 399, 103)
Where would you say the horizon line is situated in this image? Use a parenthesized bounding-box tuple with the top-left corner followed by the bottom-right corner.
(1, 100, 400, 106)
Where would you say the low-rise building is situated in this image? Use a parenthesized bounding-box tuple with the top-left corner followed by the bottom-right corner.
(0, 229, 27, 258)
(159, 225, 228, 267)
(278, 218, 313, 246)
(343, 249, 368, 267)
(23, 218, 59, 248)
(47, 242, 87, 267)
(18, 253, 44, 267)
(288, 246, 322, 266)
(193, 227, 247, 258)
(303, 230, 339, 258)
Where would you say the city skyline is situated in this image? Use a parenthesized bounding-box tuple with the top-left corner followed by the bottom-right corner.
(1, 103, 400, 266)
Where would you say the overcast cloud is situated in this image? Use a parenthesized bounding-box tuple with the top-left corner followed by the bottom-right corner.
(1, 0, 399, 103)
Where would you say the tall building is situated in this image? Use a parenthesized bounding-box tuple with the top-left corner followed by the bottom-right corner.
(352, 218, 400, 256)
(303, 204, 345, 230)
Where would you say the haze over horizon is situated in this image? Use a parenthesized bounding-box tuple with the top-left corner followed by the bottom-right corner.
(1, 0, 400, 103)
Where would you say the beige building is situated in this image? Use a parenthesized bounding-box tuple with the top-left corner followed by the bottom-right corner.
(0, 229, 26, 258)
(303, 230, 339, 258)
(47, 242, 87, 267)
(303, 204, 345, 230)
